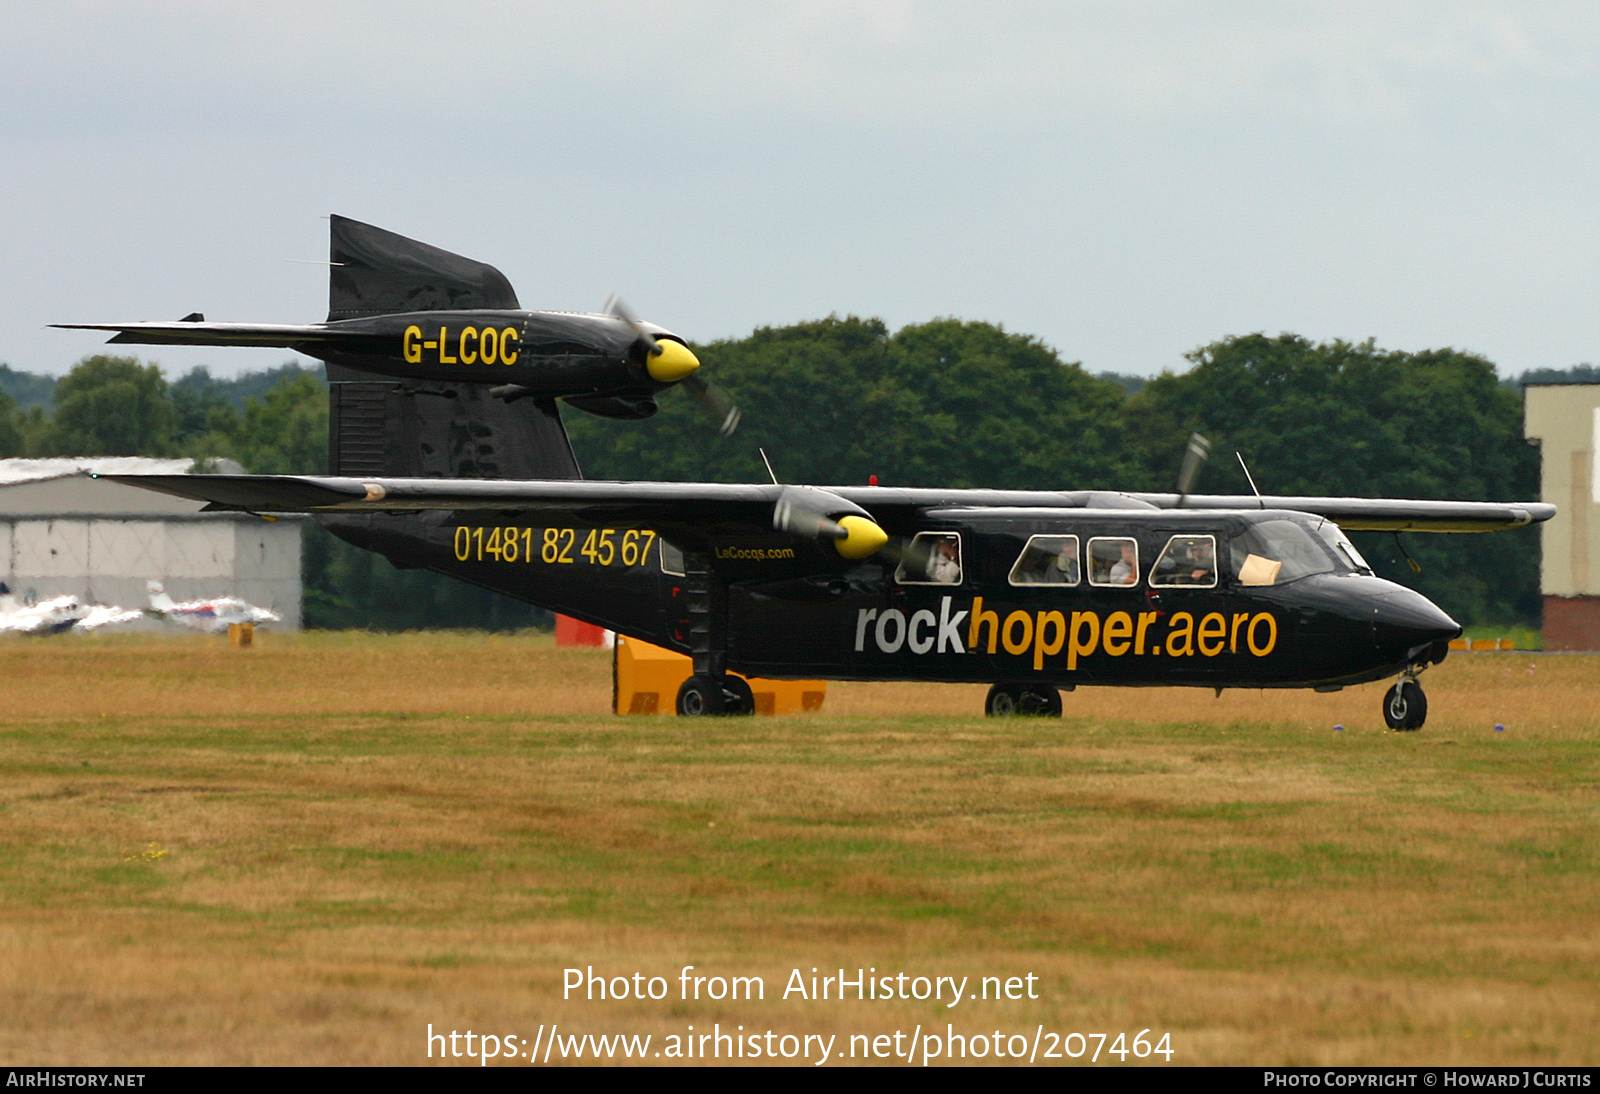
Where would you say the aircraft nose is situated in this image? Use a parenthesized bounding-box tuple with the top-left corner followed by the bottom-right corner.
(1370, 584, 1460, 663)
(646, 339, 700, 383)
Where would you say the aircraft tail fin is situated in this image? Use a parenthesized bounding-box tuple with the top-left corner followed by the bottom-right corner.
(146, 580, 175, 612)
(326, 375, 581, 480)
(327, 215, 520, 320)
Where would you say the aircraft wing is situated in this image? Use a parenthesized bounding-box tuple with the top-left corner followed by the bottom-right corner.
(50, 321, 357, 348)
(98, 474, 1554, 534)
(1122, 493, 1555, 532)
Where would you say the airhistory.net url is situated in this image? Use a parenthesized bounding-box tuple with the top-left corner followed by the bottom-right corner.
(426, 1023, 1174, 1065)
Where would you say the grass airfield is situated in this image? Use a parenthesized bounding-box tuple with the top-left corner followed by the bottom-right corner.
(0, 632, 1597, 1067)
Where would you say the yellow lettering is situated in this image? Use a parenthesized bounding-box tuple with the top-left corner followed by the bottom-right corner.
(1198, 612, 1227, 657)
(1001, 610, 1033, 656)
(500, 327, 520, 365)
(1067, 611, 1100, 670)
(1102, 611, 1133, 656)
(1134, 611, 1157, 655)
(969, 597, 999, 654)
(481, 326, 499, 365)
(1247, 612, 1278, 656)
(1167, 612, 1195, 657)
(1033, 611, 1066, 670)
(438, 327, 457, 364)
(403, 325, 422, 364)
(1231, 612, 1250, 653)
(459, 326, 478, 365)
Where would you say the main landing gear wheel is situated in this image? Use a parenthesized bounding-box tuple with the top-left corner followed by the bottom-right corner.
(676, 675, 755, 717)
(1382, 680, 1427, 731)
(985, 684, 1063, 717)
(722, 675, 755, 716)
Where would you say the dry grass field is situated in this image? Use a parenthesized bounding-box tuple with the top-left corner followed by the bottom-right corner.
(0, 631, 1597, 1066)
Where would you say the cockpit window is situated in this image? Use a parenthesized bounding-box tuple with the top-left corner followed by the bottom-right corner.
(660, 539, 686, 576)
(1009, 535, 1081, 586)
(1150, 534, 1218, 588)
(895, 532, 964, 585)
(1310, 521, 1373, 574)
(1230, 519, 1338, 586)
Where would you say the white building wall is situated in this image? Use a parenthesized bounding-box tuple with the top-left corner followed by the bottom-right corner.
(0, 516, 303, 628)
(14, 520, 90, 579)
(1524, 385, 1600, 597)
(163, 521, 236, 577)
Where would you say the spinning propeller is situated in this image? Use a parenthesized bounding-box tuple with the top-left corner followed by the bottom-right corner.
(605, 294, 741, 436)
(1174, 432, 1211, 507)
(771, 486, 888, 560)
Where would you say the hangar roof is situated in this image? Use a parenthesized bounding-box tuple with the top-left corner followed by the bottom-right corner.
(0, 457, 251, 517)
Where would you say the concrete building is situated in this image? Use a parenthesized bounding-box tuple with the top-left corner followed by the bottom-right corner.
(0, 458, 304, 628)
(1524, 385, 1600, 649)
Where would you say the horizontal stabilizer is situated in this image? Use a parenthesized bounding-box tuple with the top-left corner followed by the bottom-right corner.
(51, 321, 354, 348)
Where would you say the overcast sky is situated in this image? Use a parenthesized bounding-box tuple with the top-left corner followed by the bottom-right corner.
(3, 2, 1597, 380)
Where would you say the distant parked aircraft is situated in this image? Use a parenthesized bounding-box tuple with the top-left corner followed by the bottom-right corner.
(145, 581, 280, 633)
(0, 584, 141, 635)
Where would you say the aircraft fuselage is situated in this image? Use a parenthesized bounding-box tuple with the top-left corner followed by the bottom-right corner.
(326, 505, 1459, 691)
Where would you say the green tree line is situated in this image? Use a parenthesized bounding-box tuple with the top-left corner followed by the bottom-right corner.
(2, 320, 1575, 628)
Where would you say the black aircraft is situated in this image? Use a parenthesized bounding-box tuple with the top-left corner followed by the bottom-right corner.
(58, 217, 1555, 729)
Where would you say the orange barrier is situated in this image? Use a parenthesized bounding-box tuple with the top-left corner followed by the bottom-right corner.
(1449, 637, 1518, 651)
(612, 635, 825, 715)
(555, 614, 611, 647)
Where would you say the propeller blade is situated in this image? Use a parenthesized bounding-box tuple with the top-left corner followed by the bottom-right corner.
(1175, 432, 1211, 505)
(883, 532, 935, 574)
(607, 292, 731, 428)
(603, 292, 657, 357)
(773, 493, 848, 542)
(772, 486, 888, 559)
(682, 373, 741, 437)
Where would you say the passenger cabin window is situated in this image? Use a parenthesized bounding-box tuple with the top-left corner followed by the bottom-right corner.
(1150, 534, 1218, 588)
(1229, 519, 1337, 586)
(659, 540, 686, 577)
(1008, 535, 1081, 586)
(895, 532, 963, 585)
(1087, 537, 1139, 587)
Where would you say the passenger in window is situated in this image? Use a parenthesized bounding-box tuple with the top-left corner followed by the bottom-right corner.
(1042, 538, 1079, 584)
(1108, 541, 1137, 585)
(927, 536, 962, 584)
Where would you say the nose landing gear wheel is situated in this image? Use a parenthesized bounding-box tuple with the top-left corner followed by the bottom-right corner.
(986, 684, 1063, 717)
(986, 684, 1020, 716)
(1382, 680, 1427, 731)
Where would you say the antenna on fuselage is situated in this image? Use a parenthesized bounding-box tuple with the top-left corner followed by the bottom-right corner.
(1236, 451, 1265, 509)
(759, 448, 780, 485)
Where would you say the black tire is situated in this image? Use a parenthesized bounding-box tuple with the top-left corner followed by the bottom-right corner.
(722, 675, 755, 716)
(985, 684, 1021, 716)
(1019, 685, 1063, 718)
(1383, 680, 1427, 731)
(677, 675, 728, 717)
